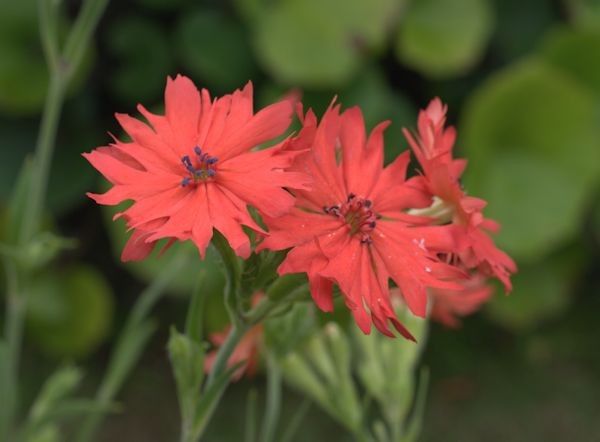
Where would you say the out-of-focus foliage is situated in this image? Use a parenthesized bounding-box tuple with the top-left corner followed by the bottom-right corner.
(1, 0, 599, 440)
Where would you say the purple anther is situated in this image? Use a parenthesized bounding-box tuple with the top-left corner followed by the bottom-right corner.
(194, 146, 202, 156)
(181, 155, 194, 172)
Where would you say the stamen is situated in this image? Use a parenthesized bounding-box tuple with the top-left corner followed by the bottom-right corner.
(180, 148, 219, 187)
(324, 194, 378, 244)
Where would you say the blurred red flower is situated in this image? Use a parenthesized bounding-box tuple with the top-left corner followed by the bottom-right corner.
(84, 75, 309, 260)
(205, 324, 263, 381)
(260, 104, 463, 339)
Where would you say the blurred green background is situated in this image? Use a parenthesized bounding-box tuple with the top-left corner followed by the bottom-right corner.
(1, 0, 600, 440)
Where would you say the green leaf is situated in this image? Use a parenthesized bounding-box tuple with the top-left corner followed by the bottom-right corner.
(105, 16, 173, 103)
(175, 10, 258, 93)
(565, 0, 600, 29)
(395, 0, 494, 77)
(461, 59, 600, 260)
(253, 0, 403, 87)
(539, 26, 600, 98)
(167, 328, 205, 429)
(0, 2, 92, 115)
(28, 366, 83, 428)
(26, 264, 114, 358)
(486, 247, 582, 331)
(0, 340, 11, 438)
(492, 0, 555, 61)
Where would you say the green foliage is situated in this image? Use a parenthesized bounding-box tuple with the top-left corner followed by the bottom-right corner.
(252, 0, 402, 87)
(395, 0, 494, 77)
(26, 265, 114, 358)
(486, 247, 583, 331)
(176, 10, 258, 93)
(105, 16, 173, 103)
(461, 59, 600, 261)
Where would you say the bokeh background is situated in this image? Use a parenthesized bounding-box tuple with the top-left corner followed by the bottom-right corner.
(1, 0, 600, 440)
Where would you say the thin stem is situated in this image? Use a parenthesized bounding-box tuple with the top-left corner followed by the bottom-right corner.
(279, 399, 311, 442)
(62, 0, 110, 80)
(211, 233, 242, 327)
(76, 252, 188, 442)
(38, 0, 60, 71)
(204, 324, 247, 389)
(185, 271, 207, 343)
(19, 75, 65, 245)
(260, 355, 281, 442)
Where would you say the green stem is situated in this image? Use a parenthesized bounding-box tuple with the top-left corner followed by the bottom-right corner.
(19, 75, 65, 245)
(260, 355, 282, 442)
(76, 252, 188, 442)
(204, 324, 247, 389)
(211, 233, 242, 327)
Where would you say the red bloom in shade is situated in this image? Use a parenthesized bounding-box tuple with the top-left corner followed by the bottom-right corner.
(205, 324, 263, 381)
(429, 274, 493, 327)
(403, 98, 516, 291)
(84, 75, 309, 260)
(260, 104, 463, 339)
(205, 292, 264, 380)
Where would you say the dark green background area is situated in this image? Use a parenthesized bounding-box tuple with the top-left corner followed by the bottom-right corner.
(1, 0, 599, 440)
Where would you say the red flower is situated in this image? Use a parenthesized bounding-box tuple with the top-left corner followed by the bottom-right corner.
(205, 324, 263, 381)
(403, 98, 516, 291)
(84, 75, 309, 260)
(205, 292, 264, 380)
(429, 274, 493, 328)
(260, 104, 462, 339)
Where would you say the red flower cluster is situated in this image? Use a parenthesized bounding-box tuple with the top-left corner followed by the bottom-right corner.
(86, 76, 515, 339)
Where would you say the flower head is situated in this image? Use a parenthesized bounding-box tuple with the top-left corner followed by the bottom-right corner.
(260, 104, 462, 339)
(84, 75, 309, 260)
(403, 98, 516, 291)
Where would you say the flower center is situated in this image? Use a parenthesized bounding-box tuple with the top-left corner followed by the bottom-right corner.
(323, 193, 378, 244)
(180, 146, 218, 187)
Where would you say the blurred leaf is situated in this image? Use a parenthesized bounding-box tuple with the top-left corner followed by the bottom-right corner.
(491, 0, 555, 61)
(0, 2, 92, 115)
(254, 0, 402, 87)
(0, 122, 35, 203)
(176, 10, 258, 93)
(168, 327, 205, 430)
(461, 59, 600, 260)
(340, 66, 415, 163)
(539, 26, 600, 98)
(486, 247, 583, 331)
(27, 366, 82, 430)
(134, 0, 186, 10)
(26, 264, 114, 358)
(566, 0, 600, 29)
(264, 301, 315, 357)
(395, 0, 494, 78)
(0, 2, 50, 114)
(105, 17, 173, 103)
(0, 340, 10, 438)
(475, 152, 588, 260)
